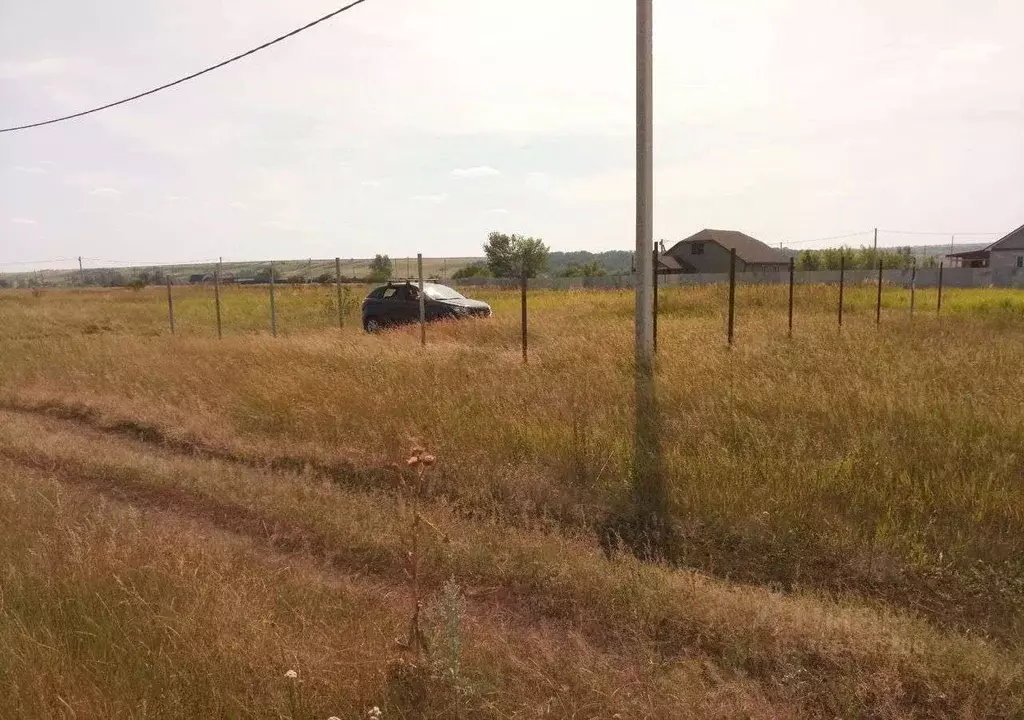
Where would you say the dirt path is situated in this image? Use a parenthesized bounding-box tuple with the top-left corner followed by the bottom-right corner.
(1, 406, 1021, 719)
(0, 419, 793, 719)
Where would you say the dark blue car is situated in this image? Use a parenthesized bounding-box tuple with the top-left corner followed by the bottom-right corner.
(361, 282, 492, 332)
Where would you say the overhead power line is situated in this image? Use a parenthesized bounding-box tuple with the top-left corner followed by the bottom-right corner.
(881, 230, 1001, 237)
(0, 0, 370, 134)
(786, 230, 874, 247)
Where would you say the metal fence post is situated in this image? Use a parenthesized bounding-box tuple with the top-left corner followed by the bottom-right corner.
(335, 257, 344, 329)
(937, 261, 944, 315)
(417, 253, 426, 347)
(727, 248, 736, 345)
(788, 256, 794, 339)
(269, 262, 277, 338)
(166, 277, 175, 335)
(910, 259, 916, 318)
(838, 254, 845, 329)
(521, 273, 528, 364)
(214, 270, 223, 340)
(876, 258, 883, 326)
(652, 248, 659, 354)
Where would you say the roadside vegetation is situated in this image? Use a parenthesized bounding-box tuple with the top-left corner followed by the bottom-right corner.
(0, 282, 1022, 717)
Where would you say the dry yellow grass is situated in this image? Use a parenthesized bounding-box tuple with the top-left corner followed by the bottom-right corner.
(4, 457, 792, 719)
(0, 283, 1022, 717)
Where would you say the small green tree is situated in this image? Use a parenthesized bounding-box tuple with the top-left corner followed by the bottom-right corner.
(369, 254, 393, 282)
(560, 260, 607, 278)
(451, 262, 492, 280)
(253, 266, 279, 284)
(797, 251, 821, 271)
(484, 232, 550, 278)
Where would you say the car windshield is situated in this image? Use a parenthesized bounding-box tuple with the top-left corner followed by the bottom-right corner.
(424, 284, 465, 301)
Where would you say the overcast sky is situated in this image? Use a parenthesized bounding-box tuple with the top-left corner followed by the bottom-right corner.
(2, 0, 1022, 269)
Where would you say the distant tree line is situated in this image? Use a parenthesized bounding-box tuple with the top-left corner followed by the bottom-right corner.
(452, 241, 632, 280)
(548, 250, 633, 276)
(794, 246, 938, 271)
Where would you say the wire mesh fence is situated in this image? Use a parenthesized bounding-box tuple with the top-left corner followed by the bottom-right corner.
(3, 260, 1023, 357)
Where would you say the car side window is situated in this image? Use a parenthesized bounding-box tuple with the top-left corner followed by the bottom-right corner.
(382, 288, 398, 300)
(395, 285, 420, 302)
(368, 288, 386, 300)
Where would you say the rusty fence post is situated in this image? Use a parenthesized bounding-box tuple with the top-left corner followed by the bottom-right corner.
(876, 258, 883, 326)
(166, 277, 175, 335)
(335, 257, 344, 329)
(417, 253, 426, 347)
(652, 248, 659, 354)
(214, 270, 223, 340)
(838, 255, 845, 329)
(269, 263, 277, 337)
(788, 256, 794, 339)
(937, 261, 944, 315)
(910, 259, 917, 318)
(521, 273, 528, 364)
(727, 248, 737, 345)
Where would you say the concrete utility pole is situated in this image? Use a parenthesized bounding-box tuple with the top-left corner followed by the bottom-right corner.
(635, 0, 654, 365)
(633, 0, 664, 547)
(873, 228, 878, 253)
(78, 256, 84, 286)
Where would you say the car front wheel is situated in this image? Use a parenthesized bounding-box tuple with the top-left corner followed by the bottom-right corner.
(364, 317, 383, 333)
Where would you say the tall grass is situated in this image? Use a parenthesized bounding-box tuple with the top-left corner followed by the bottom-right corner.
(0, 284, 1022, 646)
(6, 458, 778, 719)
(0, 412, 1019, 717)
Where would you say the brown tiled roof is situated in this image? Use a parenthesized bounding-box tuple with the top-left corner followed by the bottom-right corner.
(665, 229, 788, 265)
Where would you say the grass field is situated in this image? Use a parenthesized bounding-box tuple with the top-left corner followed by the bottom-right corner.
(1, 282, 1022, 718)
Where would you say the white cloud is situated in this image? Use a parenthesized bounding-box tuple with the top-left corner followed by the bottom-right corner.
(451, 166, 501, 179)
(262, 220, 300, 231)
(11, 218, 38, 225)
(0, 57, 76, 79)
(411, 193, 448, 204)
(937, 42, 1002, 65)
(89, 187, 121, 197)
(524, 172, 555, 191)
(2, 0, 1024, 262)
